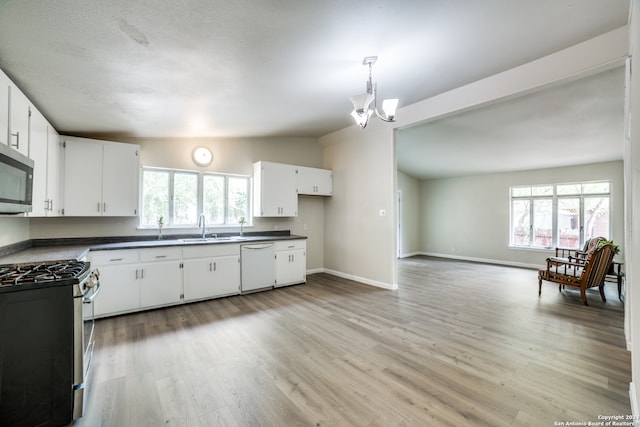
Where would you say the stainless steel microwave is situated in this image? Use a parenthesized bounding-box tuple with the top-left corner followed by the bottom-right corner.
(0, 143, 33, 214)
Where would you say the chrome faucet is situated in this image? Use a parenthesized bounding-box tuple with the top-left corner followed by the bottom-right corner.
(198, 213, 206, 238)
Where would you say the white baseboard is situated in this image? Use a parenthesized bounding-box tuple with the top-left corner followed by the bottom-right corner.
(630, 382, 639, 422)
(417, 252, 541, 270)
(319, 268, 398, 290)
(398, 251, 422, 259)
(308, 253, 537, 290)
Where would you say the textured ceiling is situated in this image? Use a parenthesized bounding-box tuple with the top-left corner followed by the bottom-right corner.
(0, 0, 630, 140)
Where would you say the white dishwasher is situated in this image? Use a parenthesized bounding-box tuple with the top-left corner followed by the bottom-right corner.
(241, 243, 275, 293)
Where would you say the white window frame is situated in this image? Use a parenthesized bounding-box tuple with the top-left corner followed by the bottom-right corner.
(139, 166, 251, 229)
(509, 181, 611, 250)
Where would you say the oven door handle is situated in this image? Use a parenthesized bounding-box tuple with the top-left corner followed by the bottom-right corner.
(83, 281, 101, 303)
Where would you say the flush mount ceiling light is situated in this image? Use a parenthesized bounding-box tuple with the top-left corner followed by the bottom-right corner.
(192, 147, 213, 166)
(349, 56, 399, 129)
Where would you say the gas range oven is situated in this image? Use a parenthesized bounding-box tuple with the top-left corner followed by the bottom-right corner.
(0, 259, 100, 427)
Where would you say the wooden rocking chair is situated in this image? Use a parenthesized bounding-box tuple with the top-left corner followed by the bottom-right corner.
(538, 242, 615, 305)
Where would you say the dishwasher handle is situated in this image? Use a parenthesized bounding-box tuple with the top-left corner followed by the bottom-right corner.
(242, 244, 274, 250)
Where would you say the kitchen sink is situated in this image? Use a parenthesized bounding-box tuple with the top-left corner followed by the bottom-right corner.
(180, 236, 247, 243)
(180, 238, 213, 243)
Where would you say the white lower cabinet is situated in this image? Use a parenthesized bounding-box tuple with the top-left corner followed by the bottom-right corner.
(91, 239, 305, 317)
(275, 240, 306, 287)
(92, 250, 141, 317)
(139, 248, 183, 308)
(182, 244, 241, 301)
(92, 247, 182, 317)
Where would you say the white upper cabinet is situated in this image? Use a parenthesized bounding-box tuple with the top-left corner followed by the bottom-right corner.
(102, 142, 140, 216)
(297, 166, 332, 196)
(29, 108, 50, 216)
(62, 136, 140, 216)
(46, 125, 60, 215)
(253, 161, 333, 217)
(253, 161, 298, 217)
(8, 82, 30, 157)
(0, 70, 8, 146)
(29, 110, 60, 217)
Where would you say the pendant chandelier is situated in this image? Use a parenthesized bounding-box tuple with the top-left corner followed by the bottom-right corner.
(349, 56, 399, 129)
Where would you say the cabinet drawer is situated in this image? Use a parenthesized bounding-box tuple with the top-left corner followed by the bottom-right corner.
(275, 240, 306, 251)
(91, 250, 139, 265)
(182, 243, 240, 259)
(139, 247, 182, 262)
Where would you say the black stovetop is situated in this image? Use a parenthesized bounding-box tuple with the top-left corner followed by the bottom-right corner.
(0, 260, 89, 291)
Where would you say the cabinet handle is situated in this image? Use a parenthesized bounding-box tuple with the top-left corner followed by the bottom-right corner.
(209, 262, 212, 272)
(135, 269, 138, 279)
(103, 202, 106, 213)
(155, 255, 167, 259)
(109, 258, 123, 262)
(97, 202, 101, 212)
(141, 269, 144, 279)
(10, 131, 19, 149)
(213, 262, 217, 272)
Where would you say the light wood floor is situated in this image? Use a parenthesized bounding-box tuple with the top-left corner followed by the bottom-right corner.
(77, 256, 631, 426)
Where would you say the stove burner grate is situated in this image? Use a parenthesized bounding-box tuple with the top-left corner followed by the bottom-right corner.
(0, 260, 88, 287)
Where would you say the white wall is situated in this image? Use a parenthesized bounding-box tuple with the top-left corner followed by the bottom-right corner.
(418, 161, 624, 267)
(397, 171, 421, 257)
(321, 124, 397, 289)
(27, 136, 328, 271)
(0, 217, 29, 246)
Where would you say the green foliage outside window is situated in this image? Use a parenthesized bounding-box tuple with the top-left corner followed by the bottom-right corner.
(140, 167, 250, 228)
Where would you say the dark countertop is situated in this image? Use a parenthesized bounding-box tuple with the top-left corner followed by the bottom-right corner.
(0, 232, 306, 265)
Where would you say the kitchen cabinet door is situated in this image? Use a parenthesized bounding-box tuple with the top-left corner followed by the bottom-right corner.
(62, 138, 103, 216)
(275, 240, 306, 287)
(8, 83, 30, 157)
(28, 108, 49, 216)
(0, 70, 8, 146)
(93, 264, 141, 317)
(183, 258, 214, 301)
(253, 161, 298, 217)
(297, 166, 333, 196)
(102, 142, 139, 216)
(211, 255, 241, 296)
(62, 137, 139, 216)
(139, 260, 183, 308)
(183, 255, 240, 301)
(27, 110, 60, 217)
(46, 125, 60, 216)
(275, 250, 306, 287)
